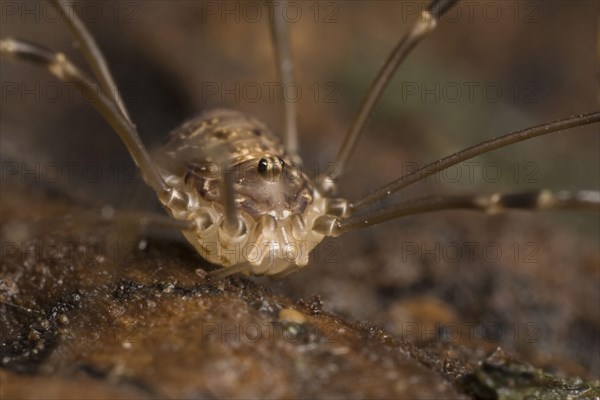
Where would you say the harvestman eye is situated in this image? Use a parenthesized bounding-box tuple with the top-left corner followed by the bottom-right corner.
(257, 157, 285, 181)
(0, 0, 598, 280)
(258, 158, 269, 177)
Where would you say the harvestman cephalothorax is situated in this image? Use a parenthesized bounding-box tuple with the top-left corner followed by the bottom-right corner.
(1, 0, 599, 280)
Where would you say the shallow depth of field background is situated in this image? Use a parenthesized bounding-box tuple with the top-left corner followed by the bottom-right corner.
(1, 1, 599, 375)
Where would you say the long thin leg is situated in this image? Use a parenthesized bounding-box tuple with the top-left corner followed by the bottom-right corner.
(208, 263, 252, 280)
(270, 265, 302, 280)
(314, 190, 600, 237)
(351, 112, 600, 211)
(0, 37, 170, 197)
(321, 0, 460, 191)
(268, 0, 299, 161)
(220, 158, 242, 236)
(49, 0, 131, 123)
(27, 207, 196, 236)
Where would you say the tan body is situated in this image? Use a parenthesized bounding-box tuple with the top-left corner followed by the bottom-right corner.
(157, 109, 328, 275)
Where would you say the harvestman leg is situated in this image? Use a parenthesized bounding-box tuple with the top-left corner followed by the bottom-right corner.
(319, 0, 460, 192)
(199, 0, 298, 255)
(0, 210, 195, 311)
(26, 208, 195, 237)
(352, 112, 600, 211)
(207, 263, 252, 281)
(0, 38, 170, 199)
(49, 0, 243, 235)
(312, 112, 600, 236)
(48, 0, 131, 123)
(325, 190, 600, 236)
(270, 265, 303, 280)
(1, 9, 248, 272)
(268, 0, 299, 162)
(0, 37, 203, 229)
(216, 152, 242, 236)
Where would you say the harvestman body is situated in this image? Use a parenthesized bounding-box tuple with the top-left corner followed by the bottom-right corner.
(1, 0, 599, 279)
(158, 109, 329, 275)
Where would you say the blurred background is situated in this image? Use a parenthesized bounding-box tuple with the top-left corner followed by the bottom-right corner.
(1, 0, 599, 376)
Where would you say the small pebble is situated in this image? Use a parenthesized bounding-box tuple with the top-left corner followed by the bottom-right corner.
(279, 308, 307, 325)
(28, 330, 41, 341)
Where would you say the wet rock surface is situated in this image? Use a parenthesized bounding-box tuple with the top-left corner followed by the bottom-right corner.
(1, 189, 460, 399)
(1, 187, 599, 399)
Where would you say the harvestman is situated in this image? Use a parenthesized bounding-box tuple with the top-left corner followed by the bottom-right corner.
(1, 0, 598, 279)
